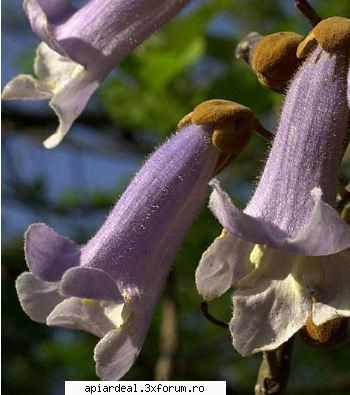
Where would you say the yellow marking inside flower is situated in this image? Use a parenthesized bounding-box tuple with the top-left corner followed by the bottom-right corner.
(46, 63, 85, 93)
(71, 64, 85, 78)
(83, 298, 98, 307)
(236, 244, 274, 288)
(122, 290, 133, 303)
(104, 302, 134, 329)
(217, 229, 228, 240)
(249, 244, 268, 269)
(46, 81, 57, 90)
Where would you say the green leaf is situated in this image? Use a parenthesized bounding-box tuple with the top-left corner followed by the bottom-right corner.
(138, 37, 205, 89)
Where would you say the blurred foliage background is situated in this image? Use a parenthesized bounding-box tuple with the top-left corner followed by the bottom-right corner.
(2, 0, 350, 394)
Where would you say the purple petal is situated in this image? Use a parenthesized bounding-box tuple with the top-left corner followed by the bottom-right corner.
(26, 0, 75, 24)
(90, 126, 219, 378)
(209, 179, 287, 244)
(26, 0, 190, 71)
(285, 188, 350, 255)
(60, 267, 124, 303)
(210, 180, 350, 255)
(24, 0, 75, 56)
(25, 223, 81, 281)
(15, 272, 65, 323)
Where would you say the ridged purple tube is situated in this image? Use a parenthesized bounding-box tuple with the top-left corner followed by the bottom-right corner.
(208, 46, 350, 255)
(16, 124, 219, 379)
(25, 0, 189, 72)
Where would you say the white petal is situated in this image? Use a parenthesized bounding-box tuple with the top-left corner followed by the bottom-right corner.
(2, 41, 99, 148)
(230, 248, 310, 355)
(94, 309, 150, 380)
(303, 251, 350, 325)
(237, 244, 296, 288)
(15, 272, 64, 323)
(34, 42, 82, 93)
(2, 74, 52, 100)
(44, 69, 99, 148)
(47, 297, 132, 338)
(196, 230, 254, 300)
(27, 42, 99, 148)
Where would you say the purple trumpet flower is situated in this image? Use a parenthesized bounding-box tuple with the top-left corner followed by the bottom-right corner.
(2, 0, 189, 148)
(196, 18, 350, 356)
(16, 123, 220, 380)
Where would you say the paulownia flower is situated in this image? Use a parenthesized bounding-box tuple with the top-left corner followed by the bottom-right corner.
(16, 99, 262, 379)
(2, 0, 189, 148)
(196, 17, 350, 355)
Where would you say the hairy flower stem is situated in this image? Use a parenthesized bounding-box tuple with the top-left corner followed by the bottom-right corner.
(255, 337, 294, 395)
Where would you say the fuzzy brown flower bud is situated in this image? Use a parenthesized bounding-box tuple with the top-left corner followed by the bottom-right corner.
(313, 16, 350, 53)
(251, 32, 303, 92)
(298, 16, 350, 58)
(178, 99, 255, 154)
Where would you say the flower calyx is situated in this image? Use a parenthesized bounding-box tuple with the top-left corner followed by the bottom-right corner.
(251, 32, 304, 92)
(178, 99, 256, 154)
(297, 16, 350, 58)
(300, 316, 348, 348)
